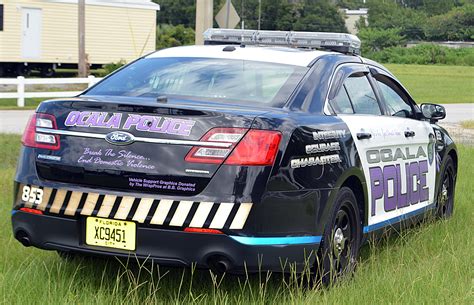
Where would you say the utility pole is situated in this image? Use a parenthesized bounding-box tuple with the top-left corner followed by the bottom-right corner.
(257, 0, 261, 30)
(195, 0, 213, 45)
(78, 0, 87, 77)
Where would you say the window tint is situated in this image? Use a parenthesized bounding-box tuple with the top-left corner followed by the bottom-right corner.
(85, 57, 308, 107)
(330, 85, 354, 114)
(376, 79, 413, 118)
(344, 74, 381, 115)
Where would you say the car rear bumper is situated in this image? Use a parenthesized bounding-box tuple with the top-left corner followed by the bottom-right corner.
(12, 211, 320, 273)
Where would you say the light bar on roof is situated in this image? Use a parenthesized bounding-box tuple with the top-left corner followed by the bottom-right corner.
(203, 29, 361, 55)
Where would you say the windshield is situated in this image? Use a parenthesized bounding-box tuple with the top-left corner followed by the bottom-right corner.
(84, 57, 308, 106)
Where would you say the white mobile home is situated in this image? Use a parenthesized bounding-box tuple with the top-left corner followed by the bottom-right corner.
(0, 0, 160, 76)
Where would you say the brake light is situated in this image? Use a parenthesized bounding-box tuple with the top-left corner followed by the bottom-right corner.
(21, 113, 60, 150)
(185, 128, 247, 164)
(185, 128, 281, 166)
(225, 130, 281, 166)
(19, 207, 43, 215)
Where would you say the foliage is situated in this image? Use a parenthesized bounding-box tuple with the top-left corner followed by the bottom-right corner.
(102, 60, 127, 76)
(366, 44, 474, 66)
(156, 24, 195, 50)
(358, 28, 406, 53)
(424, 4, 474, 41)
(365, 0, 474, 41)
(154, 0, 196, 28)
(364, 0, 428, 40)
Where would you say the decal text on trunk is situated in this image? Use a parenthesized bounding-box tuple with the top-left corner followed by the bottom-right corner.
(65, 111, 195, 136)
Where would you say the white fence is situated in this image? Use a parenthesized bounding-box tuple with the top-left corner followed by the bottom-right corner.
(0, 76, 103, 107)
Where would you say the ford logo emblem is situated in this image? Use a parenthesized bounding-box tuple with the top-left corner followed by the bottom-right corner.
(105, 131, 135, 146)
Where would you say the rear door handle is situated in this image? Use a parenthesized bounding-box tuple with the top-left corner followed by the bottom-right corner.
(405, 131, 415, 138)
(356, 132, 372, 140)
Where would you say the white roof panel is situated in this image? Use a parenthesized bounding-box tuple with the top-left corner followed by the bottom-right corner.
(146, 45, 331, 67)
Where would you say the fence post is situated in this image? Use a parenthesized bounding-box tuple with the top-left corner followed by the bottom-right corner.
(87, 75, 96, 88)
(17, 76, 25, 107)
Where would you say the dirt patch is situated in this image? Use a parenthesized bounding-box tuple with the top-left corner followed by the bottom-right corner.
(439, 123, 474, 146)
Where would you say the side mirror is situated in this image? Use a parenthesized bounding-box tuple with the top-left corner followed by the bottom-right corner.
(420, 103, 446, 122)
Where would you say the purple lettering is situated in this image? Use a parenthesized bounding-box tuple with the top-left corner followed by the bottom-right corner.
(77, 112, 91, 126)
(150, 117, 170, 132)
(419, 160, 429, 202)
(64, 111, 80, 126)
(106, 113, 121, 128)
(85, 112, 99, 127)
(409, 162, 420, 205)
(383, 165, 398, 212)
(136, 115, 155, 131)
(123, 114, 140, 129)
(370, 166, 384, 216)
(396, 164, 409, 208)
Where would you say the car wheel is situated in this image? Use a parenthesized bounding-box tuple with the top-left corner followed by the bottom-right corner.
(316, 187, 362, 286)
(436, 156, 455, 218)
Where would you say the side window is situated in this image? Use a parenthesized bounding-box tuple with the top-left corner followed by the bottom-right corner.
(330, 85, 354, 114)
(344, 74, 381, 115)
(376, 78, 414, 118)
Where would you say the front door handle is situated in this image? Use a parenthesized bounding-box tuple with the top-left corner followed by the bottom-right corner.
(405, 131, 416, 138)
(356, 132, 372, 140)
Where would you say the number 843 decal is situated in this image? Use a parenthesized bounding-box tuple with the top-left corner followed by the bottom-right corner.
(21, 186, 43, 205)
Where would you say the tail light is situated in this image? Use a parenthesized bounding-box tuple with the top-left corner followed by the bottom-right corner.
(185, 128, 281, 166)
(21, 113, 60, 150)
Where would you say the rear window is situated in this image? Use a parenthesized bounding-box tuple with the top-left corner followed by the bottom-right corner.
(85, 57, 308, 107)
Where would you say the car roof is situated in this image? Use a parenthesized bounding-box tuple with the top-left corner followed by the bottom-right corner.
(146, 45, 334, 67)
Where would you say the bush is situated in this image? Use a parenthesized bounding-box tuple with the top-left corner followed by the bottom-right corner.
(156, 24, 195, 50)
(424, 4, 474, 41)
(99, 60, 127, 76)
(365, 44, 474, 66)
(358, 28, 405, 54)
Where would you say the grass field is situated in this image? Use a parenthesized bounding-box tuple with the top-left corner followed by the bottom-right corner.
(0, 134, 472, 304)
(0, 64, 472, 110)
(385, 64, 474, 104)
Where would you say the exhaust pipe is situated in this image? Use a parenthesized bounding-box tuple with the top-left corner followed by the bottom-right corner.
(15, 230, 31, 247)
(208, 255, 232, 274)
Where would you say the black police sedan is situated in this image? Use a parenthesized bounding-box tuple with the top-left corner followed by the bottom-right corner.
(12, 29, 457, 285)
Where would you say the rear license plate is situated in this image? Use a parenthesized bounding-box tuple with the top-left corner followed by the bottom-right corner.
(85, 217, 136, 251)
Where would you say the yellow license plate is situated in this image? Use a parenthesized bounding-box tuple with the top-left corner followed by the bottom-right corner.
(85, 217, 136, 251)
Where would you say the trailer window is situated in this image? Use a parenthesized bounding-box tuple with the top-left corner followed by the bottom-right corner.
(0, 5, 4, 31)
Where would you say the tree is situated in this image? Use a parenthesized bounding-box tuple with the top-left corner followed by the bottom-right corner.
(358, 27, 405, 54)
(424, 4, 474, 40)
(156, 24, 195, 50)
(154, 0, 196, 28)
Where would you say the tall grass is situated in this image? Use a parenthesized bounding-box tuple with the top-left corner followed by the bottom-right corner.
(0, 134, 472, 304)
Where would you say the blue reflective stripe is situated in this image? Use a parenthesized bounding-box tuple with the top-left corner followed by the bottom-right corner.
(11, 210, 18, 216)
(363, 205, 435, 234)
(230, 235, 321, 245)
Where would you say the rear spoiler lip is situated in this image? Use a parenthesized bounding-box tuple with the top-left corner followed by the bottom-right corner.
(35, 127, 233, 148)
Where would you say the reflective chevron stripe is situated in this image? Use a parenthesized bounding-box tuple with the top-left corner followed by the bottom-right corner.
(15, 184, 252, 230)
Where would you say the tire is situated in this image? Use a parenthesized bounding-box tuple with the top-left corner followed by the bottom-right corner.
(436, 156, 455, 219)
(315, 187, 362, 286)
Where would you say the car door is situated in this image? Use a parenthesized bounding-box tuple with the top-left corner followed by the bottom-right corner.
(327, 64, 436, 231)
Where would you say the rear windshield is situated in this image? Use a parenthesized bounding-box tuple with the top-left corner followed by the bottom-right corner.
(84, 57, 308, 107)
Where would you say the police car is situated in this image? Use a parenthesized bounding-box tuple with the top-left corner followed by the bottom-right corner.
(12, 29, 457, 284)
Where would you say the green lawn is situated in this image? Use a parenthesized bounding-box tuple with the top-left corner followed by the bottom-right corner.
(385, 64, 474, 104)
(0, 64, 472, 110)
(0, 134, 472, 304)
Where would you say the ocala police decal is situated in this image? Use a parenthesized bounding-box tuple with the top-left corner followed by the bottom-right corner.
(64, 111, 196, 136)
(105, 131, 135, 146)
